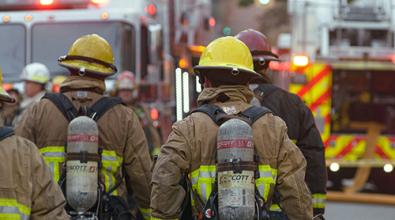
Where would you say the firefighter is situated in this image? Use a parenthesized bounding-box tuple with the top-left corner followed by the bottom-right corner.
(0, 84, 22, 126)
(151, 36, 312, 220)
(19, 62, 50, 112)
(16, 34, 152, 219)
(236, 29, 327, 219)
(114, 71, 162, 156)
(0, 71, 68, 219)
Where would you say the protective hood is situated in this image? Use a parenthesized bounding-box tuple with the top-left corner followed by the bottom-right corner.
(60, 75, 106, 94)
(197, 85, 254, 106)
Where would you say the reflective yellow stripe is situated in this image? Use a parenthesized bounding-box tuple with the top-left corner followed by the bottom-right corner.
(39, 146, 65, 182)
(191, 165, 216, 203)
(101, 150, 123, 195)
(151, 147, 161, 157)
(269, 204, 281, 212)
(0, 198, 31, 220)
(256, 165, 277, 201)
(40, 146, 123, 195)
(0, 213, 24, 220)
(312, 193, 326, 209)
(150, 217, 178, 220)
(190, 164, 277, 205)
(139, 208, 151, 220)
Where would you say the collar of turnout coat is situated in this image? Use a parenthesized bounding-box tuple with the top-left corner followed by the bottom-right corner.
(60, 75, 106, 94)
(197, 85, 254, 106)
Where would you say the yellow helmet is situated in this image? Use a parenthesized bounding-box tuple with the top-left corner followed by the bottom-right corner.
(0, 68, 15, 103)
(58, 34, 117, 77)
(193, 36, 261, 82)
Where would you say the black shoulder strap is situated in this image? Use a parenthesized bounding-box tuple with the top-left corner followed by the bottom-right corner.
(0, 127, 14, 141)
(87, 97, 124, 121)
(190, 104, 272, 126)
(42, 93, 78, 121)
(240, 105, 272, 125)
(189, 104, 227, 126)
(43, 93, 123, 122)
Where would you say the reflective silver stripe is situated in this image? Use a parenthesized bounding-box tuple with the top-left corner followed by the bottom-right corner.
(41, 152, 65, 157)
(191, 176, 198, 185)
(0, 206, 29, 220)
(313, 197, 326, 204)
(48, 162, 55, 175)
(198, 171, 216, 178)
(107, 166, 114, 189)
(200, 183, 207, 201)
(259, 171, 272, 178)
(102, 155, 117, 161)
(258, 185, 265, 197)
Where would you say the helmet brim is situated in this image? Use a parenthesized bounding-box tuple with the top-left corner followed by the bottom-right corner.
(58, 55, 117, 77)
(0, 88, 15, 103)
(193, 65, 264, 84)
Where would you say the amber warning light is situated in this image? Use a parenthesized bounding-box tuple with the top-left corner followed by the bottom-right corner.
(292, 55, 309, 67)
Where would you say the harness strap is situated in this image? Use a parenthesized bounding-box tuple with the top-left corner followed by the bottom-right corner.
(190, 104, 272, 126)
(0, 127, 14, 141)
(217, 161, 257, 173)
(67, 152, 101, 163)
(42, 93, 77, 121)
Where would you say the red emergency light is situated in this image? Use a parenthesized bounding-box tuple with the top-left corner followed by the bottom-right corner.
(40, 0, 54, 6)
(208, 17, 216, 28)
(150, 108, 159, 121)
(145, 3, 157, 17)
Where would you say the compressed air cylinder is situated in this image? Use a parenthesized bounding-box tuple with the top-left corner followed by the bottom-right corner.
(217, 118, 255, 220)
(66, 116, 99, 213)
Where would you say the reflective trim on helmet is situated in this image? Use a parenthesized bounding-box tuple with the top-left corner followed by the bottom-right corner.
(58, 56, 117, 77)
(58, 55, 117, 73)
(312, 193, 326, 209)
(0, 198, 31, 220)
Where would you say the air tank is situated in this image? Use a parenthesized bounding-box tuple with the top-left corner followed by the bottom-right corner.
(217, 118, 255, 220)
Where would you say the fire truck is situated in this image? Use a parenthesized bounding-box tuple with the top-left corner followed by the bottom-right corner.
(0, 0, 214, 137)
(282, 0, 395, 195)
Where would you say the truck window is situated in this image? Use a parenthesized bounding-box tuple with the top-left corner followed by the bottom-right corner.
(0, 24, 26, 82)
(31, 21, 135, 77)
(331, 69, 395, 134)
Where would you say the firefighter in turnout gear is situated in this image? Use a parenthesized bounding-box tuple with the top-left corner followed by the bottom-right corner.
(114, 71, 162, 156)
(236, 29, 327, 219)
(0, 70, 69, 219)
(151, 36, 312, 220)
(16, 34, 152, 219)
(19, 63, 50, 112)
